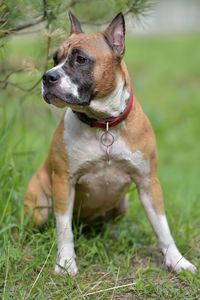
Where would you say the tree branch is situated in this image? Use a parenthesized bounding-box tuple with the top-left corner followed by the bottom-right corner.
(0, 16, 45, 38)
(0, 78, 42, 92)
(12, 15, 45, 32)
(60, 0, 89, 11)
(0, 27, 52, 93)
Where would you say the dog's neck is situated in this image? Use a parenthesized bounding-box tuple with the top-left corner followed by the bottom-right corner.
(84, 75, 130, 120)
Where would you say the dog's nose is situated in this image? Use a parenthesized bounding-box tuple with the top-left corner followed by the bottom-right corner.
(43, 70, 60, 86)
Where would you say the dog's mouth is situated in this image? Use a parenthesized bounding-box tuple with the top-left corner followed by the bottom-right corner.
(43, 92, 67, 108)
(43, 89, 91, 109)
(43, 91, 65, 106)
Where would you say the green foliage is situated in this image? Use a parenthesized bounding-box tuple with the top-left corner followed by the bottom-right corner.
(0, 0, 42, 33)
(0, 33, 200, 298)
(0, 0, 154, 35)
(0, 0, 155, 94)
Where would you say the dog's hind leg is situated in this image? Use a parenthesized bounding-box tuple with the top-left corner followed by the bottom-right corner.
(24, 160, 52, 227)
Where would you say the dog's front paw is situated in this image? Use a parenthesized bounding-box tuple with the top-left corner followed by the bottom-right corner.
(54, 254, 78, 277)
(166, 256, 197, 274)
(165, 245, 197, 274)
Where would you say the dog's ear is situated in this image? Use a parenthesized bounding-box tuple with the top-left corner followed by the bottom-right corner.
(103, 12, 125, 57)
(68, 11, 83, 34)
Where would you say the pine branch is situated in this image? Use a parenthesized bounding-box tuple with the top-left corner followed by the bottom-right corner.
(0, 0, 86, 38)
(74, 0, 155, 26)
(0, 27, 52, 92)
(13, 15, 45, 32)
(0, 0, 155, 93)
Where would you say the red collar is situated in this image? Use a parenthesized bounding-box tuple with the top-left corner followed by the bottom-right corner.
(74, 81, 134, 129)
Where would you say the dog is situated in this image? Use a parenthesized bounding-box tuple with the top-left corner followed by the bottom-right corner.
(24, 11, 197, 276)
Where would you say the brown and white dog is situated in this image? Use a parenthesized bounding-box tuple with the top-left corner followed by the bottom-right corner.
(24, 12, 197, 276)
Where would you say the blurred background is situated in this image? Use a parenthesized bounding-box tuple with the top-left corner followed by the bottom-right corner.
(130, 0, 200, 33)
(1, 0, 199, 212)
(0, 0, 199, 297)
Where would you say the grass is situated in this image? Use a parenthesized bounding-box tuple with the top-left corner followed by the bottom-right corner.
(0, 33, 200, 299)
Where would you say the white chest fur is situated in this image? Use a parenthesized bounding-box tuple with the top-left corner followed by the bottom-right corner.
(63, 109, 150, 186)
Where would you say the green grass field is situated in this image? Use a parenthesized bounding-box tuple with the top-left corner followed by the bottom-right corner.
(0, 33, 200, 299)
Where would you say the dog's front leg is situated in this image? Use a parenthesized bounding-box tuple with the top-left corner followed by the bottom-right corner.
(137, 174, 197, 274)
(52, 172, 77, 276)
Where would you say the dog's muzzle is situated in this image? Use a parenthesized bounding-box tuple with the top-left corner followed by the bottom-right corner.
(42, 70, 63, 105)
(42, 69, 92, 107)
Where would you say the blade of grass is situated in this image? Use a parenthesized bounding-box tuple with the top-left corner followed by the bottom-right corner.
(78, 282, 136, 297)
(24, 239, 55, 299)
(3, 241, 10, 300)
(111, 267, 120, 300)
(0, 188, 14, 226)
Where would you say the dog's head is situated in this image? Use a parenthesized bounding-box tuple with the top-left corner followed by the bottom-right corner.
(42, 11, 125, 109)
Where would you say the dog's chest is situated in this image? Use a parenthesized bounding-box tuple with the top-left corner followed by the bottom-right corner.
(63, 110, 150, 182)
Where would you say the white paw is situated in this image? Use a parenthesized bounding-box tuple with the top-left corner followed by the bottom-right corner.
(164, 245, 197, 274)
(54, 255, 78, 277)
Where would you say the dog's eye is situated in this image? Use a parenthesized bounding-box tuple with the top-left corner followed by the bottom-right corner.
(76, 55, 87, 64)
(53, 59, 58, 67)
